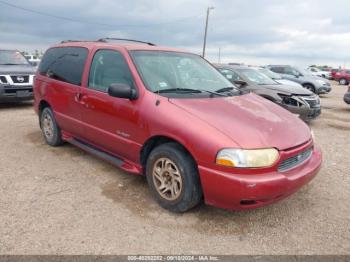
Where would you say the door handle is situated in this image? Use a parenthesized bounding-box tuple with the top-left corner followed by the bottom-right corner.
(75, 93, 87, 105)
(75, 93, 92, 108)
(75, 93, 83, 101)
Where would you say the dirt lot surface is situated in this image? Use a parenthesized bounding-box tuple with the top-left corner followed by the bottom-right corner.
(1, 82, 349, 255)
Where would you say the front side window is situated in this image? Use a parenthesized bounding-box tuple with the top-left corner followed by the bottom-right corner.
(283, 67, 300, 76)
(39, 47, 88, 86)
(130, 51, 234, 93)
(0, 50, 29, 65)
(88, 49, 134, 93)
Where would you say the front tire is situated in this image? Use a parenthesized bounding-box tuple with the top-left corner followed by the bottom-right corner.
(303, 84, 316, 93)
(146, 143, 202, 213)
(40, 107, 63, 146)
(339, 78, 348, 85)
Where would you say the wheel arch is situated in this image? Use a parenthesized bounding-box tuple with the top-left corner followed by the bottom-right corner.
(38, 100, 51, 127)
(38, 100, 51, 114)
(140, 135, 197, 172)
(302, 82, 316, 92)
(302, 82, 315, 88)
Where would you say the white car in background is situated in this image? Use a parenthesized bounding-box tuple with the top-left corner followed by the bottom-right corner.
(257, 68, 303, 87)
(307, 67, 331, 79)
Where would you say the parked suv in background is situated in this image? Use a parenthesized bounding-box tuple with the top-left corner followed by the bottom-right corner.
(257, 67, 303, 87)
(333, 69, 350, 85)
(267, 65, 331, 94)
(330, 68, 340, 80)
(34, 39, 322, 212)
(215, 64, 321, 121)
(0, 49, 36, 102)
(307, 67, 331, 79)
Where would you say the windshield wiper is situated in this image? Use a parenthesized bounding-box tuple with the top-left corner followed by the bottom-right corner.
(0, 63, 26, 65)
(215, 87, 235, 93)
(156, 88, 228, 97)
(156, 88, 202, 94)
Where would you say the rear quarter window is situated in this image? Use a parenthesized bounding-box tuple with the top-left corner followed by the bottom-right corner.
(270, 67, 284, 74)
(39, 47, 88, 86)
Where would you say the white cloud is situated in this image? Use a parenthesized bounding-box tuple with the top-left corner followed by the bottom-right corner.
(1, 0, 350, 67)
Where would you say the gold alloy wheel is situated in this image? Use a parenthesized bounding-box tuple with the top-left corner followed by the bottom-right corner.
(42, 112, 54, 141)
(152, 157, 183, 201)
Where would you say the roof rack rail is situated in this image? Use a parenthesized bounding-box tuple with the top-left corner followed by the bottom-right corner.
(98, 38, 156, 46)
(60, 40, 96, 44)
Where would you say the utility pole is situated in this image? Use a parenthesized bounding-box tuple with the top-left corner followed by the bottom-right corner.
(202, 6, 215, 58)
(218, 47, 221, 63)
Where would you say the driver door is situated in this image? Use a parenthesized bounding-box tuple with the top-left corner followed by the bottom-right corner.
(78, 48, 141, 162)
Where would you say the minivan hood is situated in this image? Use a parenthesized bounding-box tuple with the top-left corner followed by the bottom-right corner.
(0, 64, 36, 74)
(169, 93, 311, 150)
(262, 84, 312, 96)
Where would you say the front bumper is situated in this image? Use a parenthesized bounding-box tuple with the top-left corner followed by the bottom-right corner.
(316, 84, 332, 94)
(285, 104, 321, 121)
(280, 95, 321, 121)
(0, 84, 33, 102)
(198, 145, 322, 211)
(344, 92, 350, 104)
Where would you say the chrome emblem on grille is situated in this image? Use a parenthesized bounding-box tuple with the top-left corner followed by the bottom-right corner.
(17, 76, 25, 82)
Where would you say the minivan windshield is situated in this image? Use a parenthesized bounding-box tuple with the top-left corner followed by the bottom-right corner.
(238, 68, 278, 85)
(0, 50, 29, 65)
(130, 51, 236, 94)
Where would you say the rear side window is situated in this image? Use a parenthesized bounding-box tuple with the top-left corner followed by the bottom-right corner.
(39, 47, 88, 86)
(88, 49, 134, 93)
(270, 67, 283, 74)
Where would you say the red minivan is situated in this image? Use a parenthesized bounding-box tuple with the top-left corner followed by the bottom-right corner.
(34, 39, 322, 212)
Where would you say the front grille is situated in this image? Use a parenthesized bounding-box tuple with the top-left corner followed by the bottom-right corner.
(0, 76, 7, 83)
(278, 148, 313, 172)
(10, 75, 30, 84)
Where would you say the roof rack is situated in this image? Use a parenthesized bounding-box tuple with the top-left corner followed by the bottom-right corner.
(97, 38, 156, 46)
(60, 40, 96, 44)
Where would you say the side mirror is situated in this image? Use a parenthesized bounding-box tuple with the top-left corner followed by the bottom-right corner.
(233, 80, 248, 87)
(108, 83, 137, 100)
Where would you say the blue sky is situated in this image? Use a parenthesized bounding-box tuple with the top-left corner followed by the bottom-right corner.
(1, 0, 350, 67)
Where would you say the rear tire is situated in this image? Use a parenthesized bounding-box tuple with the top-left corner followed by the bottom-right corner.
(40, 107, 64, 147)
(145, 143, 202, 213)
(339, 78, 348, 85)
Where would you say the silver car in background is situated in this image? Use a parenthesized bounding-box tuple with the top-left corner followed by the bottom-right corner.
(267, 65, 332, 95)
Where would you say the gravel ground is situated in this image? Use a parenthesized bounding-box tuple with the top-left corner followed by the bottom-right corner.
(0, 82, 349, 255)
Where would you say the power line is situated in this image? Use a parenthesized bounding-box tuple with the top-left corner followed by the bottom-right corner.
(0, 0, 202, 28)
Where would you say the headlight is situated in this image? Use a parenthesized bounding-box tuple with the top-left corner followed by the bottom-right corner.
(216, 148, 279, 168)
(310, 129, 315, 142)
(316, 79, 326, 85)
